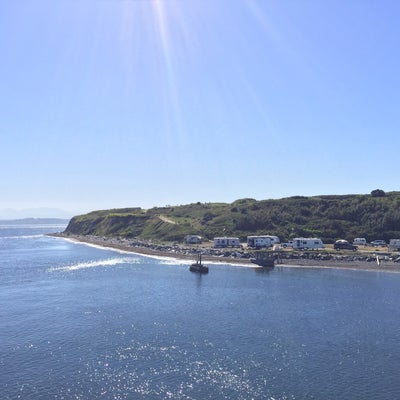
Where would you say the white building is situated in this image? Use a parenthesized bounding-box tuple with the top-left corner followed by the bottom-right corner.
(185, 235, 202, 244)
(213, 237, 241, 248)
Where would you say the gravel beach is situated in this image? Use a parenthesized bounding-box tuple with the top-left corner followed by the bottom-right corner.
(51, 233, 400, 273)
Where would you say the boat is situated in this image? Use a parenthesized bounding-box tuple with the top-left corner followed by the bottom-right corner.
(250, 250, 277, 268)
(189, 254, 209, 274)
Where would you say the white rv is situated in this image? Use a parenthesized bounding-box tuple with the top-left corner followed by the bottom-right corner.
(290, 237, 324, 250)
(353, 238, 367, 246)
(389, 239, 400, 251)
(268, 235, 280, 244)
(247, 235, 280, 248)
(213, 237, 241, 248)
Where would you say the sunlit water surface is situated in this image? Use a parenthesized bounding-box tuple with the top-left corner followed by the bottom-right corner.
(1, 225, 400, 399)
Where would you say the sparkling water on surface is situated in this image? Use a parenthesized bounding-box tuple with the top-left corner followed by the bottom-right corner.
(1, 224, 400, 399)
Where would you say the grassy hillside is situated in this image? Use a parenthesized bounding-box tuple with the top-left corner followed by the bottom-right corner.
(64, 191, 400, 244)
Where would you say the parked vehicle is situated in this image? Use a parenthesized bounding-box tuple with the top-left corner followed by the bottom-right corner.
(213, 237, 241, 248)
(247, 235, 280, 248)
(334, 240, 357, 251)
(371, 240, 387, 247)
(290, 238, 324, 250)
(353, 238, 367, 246)
(389, 239, 400, 251)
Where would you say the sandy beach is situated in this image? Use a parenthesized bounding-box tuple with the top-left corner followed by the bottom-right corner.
(51, 233, 400, 273)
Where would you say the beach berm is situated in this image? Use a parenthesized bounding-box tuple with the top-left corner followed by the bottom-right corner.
(53, 233, 400, 273)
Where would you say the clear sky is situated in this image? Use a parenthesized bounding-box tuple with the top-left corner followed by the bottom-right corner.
(1, 0, 400, 217)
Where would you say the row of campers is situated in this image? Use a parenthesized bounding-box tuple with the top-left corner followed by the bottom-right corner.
(214, 235, 282, 248)
(247, 236, 325, 250)
(188, 235, 400, 251)
(213, 236, 325, 249)
(187, 235, 282, 248)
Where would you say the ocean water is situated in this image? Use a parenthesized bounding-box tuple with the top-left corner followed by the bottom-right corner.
(1, 225, 400, 400)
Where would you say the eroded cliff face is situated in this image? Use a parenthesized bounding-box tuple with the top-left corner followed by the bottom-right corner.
(64, 212, 188, 241)
(64, 214, 149, 237)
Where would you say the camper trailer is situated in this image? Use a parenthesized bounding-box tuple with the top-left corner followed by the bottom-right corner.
(213, 237, 241, 248)
(247, 235, 280, 248)
(389, 239, 400, 251)
(290, 237, 324, 250)
(353, 238, 367, 246)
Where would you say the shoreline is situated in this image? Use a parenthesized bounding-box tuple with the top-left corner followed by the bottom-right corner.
(51, 233, 400, 273)
(52, 233, 254, 266)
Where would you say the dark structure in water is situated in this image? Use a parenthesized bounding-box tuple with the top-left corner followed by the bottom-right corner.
(189, 254, 209, 274)
(250, 251, 278, 268)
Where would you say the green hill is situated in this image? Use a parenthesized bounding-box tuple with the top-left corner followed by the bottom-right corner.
(64, 190, 400, 244)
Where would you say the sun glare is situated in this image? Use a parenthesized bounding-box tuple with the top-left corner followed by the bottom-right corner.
(150, 0, 187, 160)
(116, 0, 189, 161)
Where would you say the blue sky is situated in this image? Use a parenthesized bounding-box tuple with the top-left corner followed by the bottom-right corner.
(1, 0, 400, 217)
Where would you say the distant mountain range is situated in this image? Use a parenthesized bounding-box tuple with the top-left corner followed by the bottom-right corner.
(0, 208, 74, 220)
(0, 218, 70, 225)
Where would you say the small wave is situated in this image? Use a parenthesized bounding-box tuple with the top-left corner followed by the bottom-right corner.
(156, 255, 248, 268)
(154, 256, 190, 265)
(0, 234, 44, 240)
(63, 238, 137, 255)
(48, 257, 139, 272)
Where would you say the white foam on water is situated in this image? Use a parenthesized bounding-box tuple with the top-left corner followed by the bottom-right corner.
(151, 255, 190, 265)
(58, 236, 253, 268)
(48, 257, 140, 272)
(0, 234, 44, 240)
(63, 237, 140, 255)
(154, 255, 251, 268)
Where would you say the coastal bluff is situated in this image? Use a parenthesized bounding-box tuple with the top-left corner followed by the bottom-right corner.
(64, 191, 400, 244)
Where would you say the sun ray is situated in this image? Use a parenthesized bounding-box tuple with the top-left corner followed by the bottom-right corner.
(151, 0, 186, 159)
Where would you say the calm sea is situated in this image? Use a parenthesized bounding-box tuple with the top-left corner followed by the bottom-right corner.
(1, 224, 400, 400)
